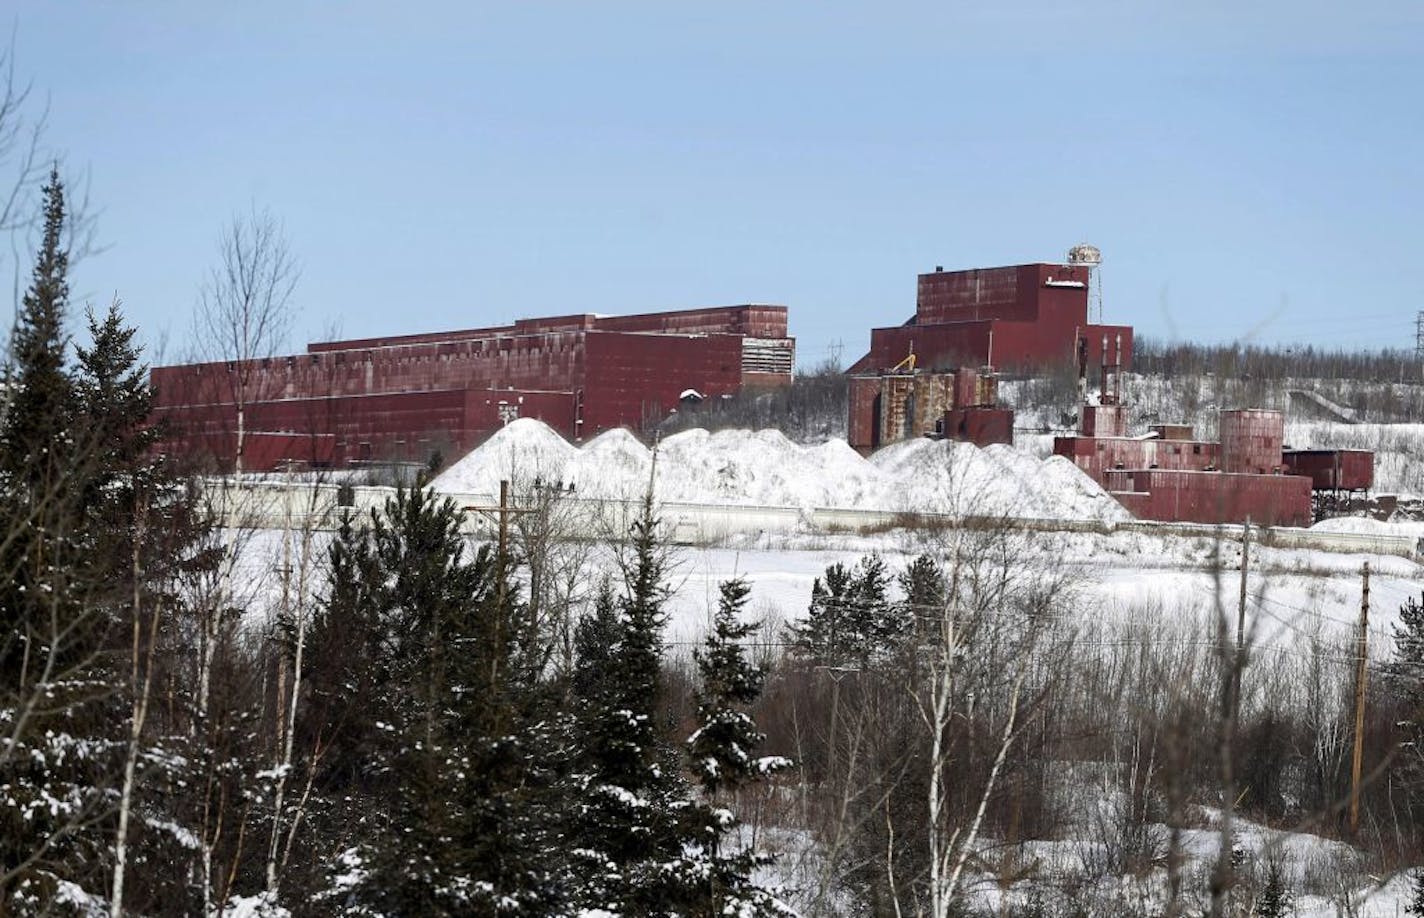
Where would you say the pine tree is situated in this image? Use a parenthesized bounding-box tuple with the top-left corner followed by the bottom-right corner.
(567, 496, 689, 913)
(309, 487, 565, 914)
(678, 577, 792, 915)
(852, 554, 906, 658)
(788, 561, 855, 666)
(0, 169, 120, 911)
(900, 554, 947, 644)
(1390, 592, 1424, 823)
(789, 555, 906, 666)
(1254, 861, 1291, 917)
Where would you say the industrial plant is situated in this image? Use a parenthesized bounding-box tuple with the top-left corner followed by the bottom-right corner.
(152, 250, 1376, 528)
(151, 305, 794, 471)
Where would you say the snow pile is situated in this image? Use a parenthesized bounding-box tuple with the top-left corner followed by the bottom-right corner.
(867, 439, 1129, 520)
(1311, 515, 1424, 538)
(433, 418, 578, 495)
(432, 421, 1131, 522)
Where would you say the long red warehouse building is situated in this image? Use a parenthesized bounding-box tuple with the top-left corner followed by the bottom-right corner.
(151, 305, 794, 471)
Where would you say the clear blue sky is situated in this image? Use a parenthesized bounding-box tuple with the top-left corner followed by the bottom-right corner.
(9, 1, 1424, 368)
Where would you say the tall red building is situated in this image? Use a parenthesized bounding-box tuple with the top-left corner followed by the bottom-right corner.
(849, 262, 1132, 373)
(151, 305, 794, 471)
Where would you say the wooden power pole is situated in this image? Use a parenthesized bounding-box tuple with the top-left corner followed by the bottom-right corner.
(462, 479, 536, 686)
(1349, 561, 1371, 834)
(1234, 521, 1251, 708)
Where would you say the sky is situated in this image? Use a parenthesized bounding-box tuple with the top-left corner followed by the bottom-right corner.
(6, 1, 1424, 369)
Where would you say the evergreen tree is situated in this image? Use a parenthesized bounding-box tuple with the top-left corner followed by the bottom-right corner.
(567, 496, 688, 913)
(312, 487, 563, 915)
(1254, 861, 1291, 917)
(1390, 592, 1424, 823)
(0, 169, 119, 910)
(73, 302, 162, 500)
(679, 577, 792, 915)
(788, 561, 855, 665)
(852, 554, 906, 657)
(1, 168, 75, 485)
(899, 553, 947, 644)
(789, 555, 905, 666)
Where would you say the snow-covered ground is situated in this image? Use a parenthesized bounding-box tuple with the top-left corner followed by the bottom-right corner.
(226, 417, 1424, 916)
(659, 527, 1420, 650)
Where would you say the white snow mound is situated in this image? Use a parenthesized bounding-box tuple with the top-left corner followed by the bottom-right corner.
(431, 421, 1130, 522)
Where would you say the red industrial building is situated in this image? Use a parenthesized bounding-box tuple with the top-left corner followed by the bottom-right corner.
(151, 305, 794, 471)
(1055, 405, 1316, 527)
(847, 256, 1130, 453)
(848, 260, 1133, 376)
(846, 365, 1012, 452)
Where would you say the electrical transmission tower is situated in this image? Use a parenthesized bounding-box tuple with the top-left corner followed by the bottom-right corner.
(1417, 310, 1424, 360)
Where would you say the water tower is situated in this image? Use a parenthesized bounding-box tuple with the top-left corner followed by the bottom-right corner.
(1067, 243, 1103, 324)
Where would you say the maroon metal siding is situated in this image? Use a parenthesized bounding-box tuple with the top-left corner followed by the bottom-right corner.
(1281, 449, 1375, 491)
(580, 332, 743, 434)
(1056, 435, 1221, 481)
(846, 376, 881, 452)
(152, 305, 792, 470)
(1219, 409, 1285, 474)
(1106, 469, 1311, 527)
(942, 408, 1014, 447)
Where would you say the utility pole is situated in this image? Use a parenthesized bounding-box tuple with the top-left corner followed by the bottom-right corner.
(1233, 521, 1251, 724)
(1349, 561, 1371, 835)
(463, 479, 535, 684)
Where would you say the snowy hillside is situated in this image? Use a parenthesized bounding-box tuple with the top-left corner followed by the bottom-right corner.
(430, 418, 1130, 522)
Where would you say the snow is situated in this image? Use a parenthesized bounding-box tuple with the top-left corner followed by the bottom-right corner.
(1312, 515, 1424, 538)
(656, 527, 1422, 646)
(432, 420, 1130, 522)
(221, 892, 290, 917)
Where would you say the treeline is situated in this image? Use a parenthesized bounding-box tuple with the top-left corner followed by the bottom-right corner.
(0, 177, 790, 915)
(1135, 338, 1424, 386)
(655, 359, 849, 441)
(761, 526, 1424, 915)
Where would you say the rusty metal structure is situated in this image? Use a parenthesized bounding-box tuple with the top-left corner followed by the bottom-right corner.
(846, 365, 1011, 452)
(152, 305, 794, 471)
(847, 253, 1132, 454)
(1051, 342, 1371, 526)
(1056, 405, 1315, 527)
(848, 260, 1133, 375)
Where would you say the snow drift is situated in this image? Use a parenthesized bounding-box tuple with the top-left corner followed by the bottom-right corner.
(431, 419, 1129, 522)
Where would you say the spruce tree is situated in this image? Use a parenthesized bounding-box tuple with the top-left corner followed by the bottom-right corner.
(1254, 861, 1291, 917)
(678, 577, 792, 915)
(567, 496, 687, 913)
(74, 302, 161, 498)
(0, 169, 118, 910)
(312, 487, 563, 915)
(1, 168, 74, 486)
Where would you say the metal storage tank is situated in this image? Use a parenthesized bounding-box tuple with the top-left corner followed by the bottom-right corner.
(1219, 409, 1284, 474)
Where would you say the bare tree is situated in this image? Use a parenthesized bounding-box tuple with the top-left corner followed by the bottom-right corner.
(195, 205, 298, 477)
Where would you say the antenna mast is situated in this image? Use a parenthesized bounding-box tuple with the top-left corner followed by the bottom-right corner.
(1068, 243, 1104, 324)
